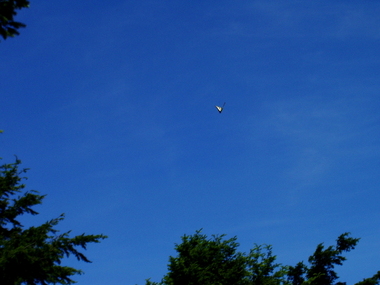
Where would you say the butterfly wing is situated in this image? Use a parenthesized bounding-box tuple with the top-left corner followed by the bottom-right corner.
(215, 102, 226, 113)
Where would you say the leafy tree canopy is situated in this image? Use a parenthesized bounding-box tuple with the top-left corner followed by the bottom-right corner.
(305, 233, 360, 285)
(355, 272, 380, 285)
(0, 158, 107, 284)
(144, 230, 288, 285)
(144, 230, 378, 285)
(0, 0, 29, 40)
(162, 231, 248, 285)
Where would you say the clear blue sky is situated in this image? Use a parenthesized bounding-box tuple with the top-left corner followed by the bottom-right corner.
(2, 1, 380, 284)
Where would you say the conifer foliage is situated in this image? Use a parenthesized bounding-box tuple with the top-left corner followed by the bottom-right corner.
(0, 158, 107, 284)
(144, 230, 379, 285)
(0, 0, 29, 40)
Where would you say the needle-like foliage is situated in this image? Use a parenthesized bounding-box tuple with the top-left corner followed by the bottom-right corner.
(0, 0, 29, 40)
(144, 230, 378, 285)
(0, 158, 107, 284)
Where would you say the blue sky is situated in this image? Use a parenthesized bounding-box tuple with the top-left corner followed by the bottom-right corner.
(2, 1, 380, 284)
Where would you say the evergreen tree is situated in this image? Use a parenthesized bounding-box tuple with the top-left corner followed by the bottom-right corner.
(306, 233, 360, 285)
(0, 158, 107, 284)
(145, 231, 379, 285)
(0, 0, 29, 40)
(246, 244, 288, 285)
(355, 271, 380, 285)
(162, 230, 248, 285)
(144, 230, 288, 285)
(287, 262, 307, 285)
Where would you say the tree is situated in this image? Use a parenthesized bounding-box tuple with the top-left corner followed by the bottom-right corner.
(305, 233, 360, 285)
(246, 244, 288, 285)
(0, 158, 107, 284)
(144, 230, 287, 285)
(161, 230, 248, 285)
(0, 0, 29, 40)
(287, 262, 308, 285)
(286, 233, 361, 285)
(355, 272, 380, 285)
(145, 231, 379, 285)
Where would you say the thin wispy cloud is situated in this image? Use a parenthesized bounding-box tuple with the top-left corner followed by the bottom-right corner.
(2, 1, 380, 284)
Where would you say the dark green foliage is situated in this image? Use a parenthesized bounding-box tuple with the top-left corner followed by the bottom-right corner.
(0, 0, 29, 40)
(287, 262, 307, 285)
(145, 230, 287, 285)
(162, 230, 248, 285)
(145, 231, 378, 285)
(0, 158, 107, 284)
(306, 233, 360, 285)
(355, 272, 380, 285)
(246, 244, 288, 285)
(287, 233, 361, 285)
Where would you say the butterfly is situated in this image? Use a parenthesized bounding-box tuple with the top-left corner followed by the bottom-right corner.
(215, 102, 226, 113)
